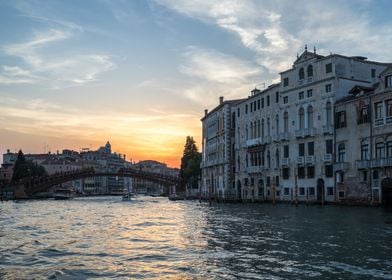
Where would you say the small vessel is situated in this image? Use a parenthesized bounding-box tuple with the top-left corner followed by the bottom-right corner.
(53, 186, 75, 200)
(122, 184, 132, 201)
(168, 194, 185, 201)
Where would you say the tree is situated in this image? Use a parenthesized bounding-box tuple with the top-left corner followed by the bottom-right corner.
(12, 150, 46, 182)
(179, 136, 201, 190)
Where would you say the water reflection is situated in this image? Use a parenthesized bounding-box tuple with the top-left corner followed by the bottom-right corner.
(0, 197, 391, 279)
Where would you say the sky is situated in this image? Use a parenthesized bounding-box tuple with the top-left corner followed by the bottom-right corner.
(1, 0, 392, 167)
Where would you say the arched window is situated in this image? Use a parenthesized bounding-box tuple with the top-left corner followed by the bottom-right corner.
(307, 105, 314, 129)
(257, 120, 261, 138)
(284, 111, 289, 133)
(326, 102, 332, 126)
(254, 121, 257, 139)
(261, 119, 265, 138)
(250, 122, 253, 139)
(299, 108, 305, 129)
(338, 143, 345, 162)
(275, 148, 280, 168)
(246, 125, 248, 140)
(307, 65, 313, 77)
(276, 114, 279, 137)
(299, 67, 305, 80)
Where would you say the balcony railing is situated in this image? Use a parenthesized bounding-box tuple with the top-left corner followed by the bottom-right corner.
(323, 154, 332, 162)
(297, 156, 304, 165)
(355, 159, 370, 169)
(305, 155, 315, 165)
(371, 158, 384, 168)
(279, 132, 290, 141)
(304, 127, 316, 137)
(246, 138, 263, 147)
(322, 125, 334, 135)
(262, 136, 272, 144)
(375, 118, 384, 126)
(295, 129, 304, 138)
(281, 158, 290, 166)
(385, 157, 392, 167)
(334, 162, 348, 172)
(386, 116, 392, 124)
(247, 165, 265, 174)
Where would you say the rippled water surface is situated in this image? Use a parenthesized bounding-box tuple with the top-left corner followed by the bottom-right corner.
(1, 196, 391, 279)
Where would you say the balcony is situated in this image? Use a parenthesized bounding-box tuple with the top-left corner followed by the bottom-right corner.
(322, 125, 334, 135)
(279, 132, 290, 141)
(262, 136, 272, 144)
(295, 129, 304, 138)
(371, 158, 392, 168)
(375, 118, 384, 127)
(305, 155, 315, 165)
(272, 134, 280, 142)
(323, 154, 333, 163)
(281, 158, 290, 166)
(297, 156, 304, 165)
(334, 162, 348, 172)
(386, 116, 392, 124)
(355, 159, 370, 169)
(247, 165, 265, 174)
(304, 127, 316, 137)
(246, 138, 262, 147)
(307, 77, 313, 83)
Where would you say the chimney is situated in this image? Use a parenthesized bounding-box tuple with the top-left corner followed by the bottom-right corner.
(204, 109, 208, 116)
(219, 96, 224, 104)
(7, 149, 10, 154)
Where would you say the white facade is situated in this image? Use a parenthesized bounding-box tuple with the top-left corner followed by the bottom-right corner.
(201, 47, 390, 204)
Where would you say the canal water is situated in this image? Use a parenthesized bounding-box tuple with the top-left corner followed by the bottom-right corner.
(0, 196, 391, 279)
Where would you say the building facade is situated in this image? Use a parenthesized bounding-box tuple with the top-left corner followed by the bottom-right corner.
(201, 47, 391, 205)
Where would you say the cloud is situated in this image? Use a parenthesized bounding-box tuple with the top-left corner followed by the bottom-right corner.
(1, 25, 115, 88)
(180, 46, 263, 83)
(154, 0, 392, 74)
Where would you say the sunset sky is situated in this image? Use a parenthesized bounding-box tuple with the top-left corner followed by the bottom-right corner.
(1, 0, 392, 167)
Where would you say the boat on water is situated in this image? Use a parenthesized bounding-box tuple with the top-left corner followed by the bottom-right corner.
(53, 186, 75, 200)
(168, 194, 185, 201)
(122, 185, 132, 201)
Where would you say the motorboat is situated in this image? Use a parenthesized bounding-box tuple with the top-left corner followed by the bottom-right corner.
(53, 186, 75, 200)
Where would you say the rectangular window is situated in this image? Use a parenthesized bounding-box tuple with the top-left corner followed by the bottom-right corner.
(386, 99, 392, 118)
(284, 145, 289, 158)
(298, 91, 304, 100)
(298, 167, 305, 179)
(245, 104, 248, 114)
(358, 105, 370, 124)
(266, 176, 271, 186)
(283, 77, 289, 87)
(299, 187, 305, 196)
(326, 63, 332, 73)
(267, 96, 270, 106)
(308, 142, 314, 156)
(282, 168, 290, 179)
(387, 141, 392, 157)
(371, 69, 376, 78)
(307, 166, 315, 178)
(385, 75, 392, 88)
(335, 111, 346, 128)
(275, 176, 279, 187)
(325, 84, 332, 93)
(375, 102, 383, 120)
(362, 171, 368, 182)
(237, 108, 240, 117)
(307, 89, 313, 98)
(376, 142, 385, 158)
(326, 139, 333, 154)
(250, 103, 253, 112)
(299, 143, 305, 156)
(325, 165, 333, 177)
(261, 98, 264, 108)
(284, 188, 289, 195)
(257, 100, 260, 110)
(338, 191, 345, 198)
(275, 92, 279, 103)
(361, 143, 369, 160)
(309, 187, 315, 196)
(283, 96, 288, 104)
(327, 187, 334, 196)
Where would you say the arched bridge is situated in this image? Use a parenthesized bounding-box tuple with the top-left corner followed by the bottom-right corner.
(13, 167, 181, 198)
